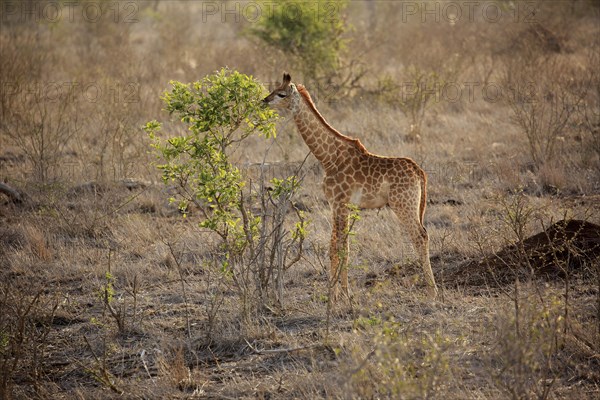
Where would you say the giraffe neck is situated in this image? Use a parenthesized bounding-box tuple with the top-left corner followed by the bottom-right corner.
(293, 86, 366, 172)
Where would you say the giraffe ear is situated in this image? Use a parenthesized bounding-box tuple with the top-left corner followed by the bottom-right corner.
(282, 73, 292, 85)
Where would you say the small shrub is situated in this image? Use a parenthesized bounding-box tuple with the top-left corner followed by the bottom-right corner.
(146, 68, 306, 321)
(0, 285, 59, 399)
(377, 60, 459, 141)
(347, 318, 456, 399)
(249, 0, 349, 85)
(488, 291, 565, 400)
(503, 54, 587, 168)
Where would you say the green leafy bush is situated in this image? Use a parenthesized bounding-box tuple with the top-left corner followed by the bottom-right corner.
(145, 68, 276, 233)
(145, 68, 306, 320)
(249, 0, 348, 81)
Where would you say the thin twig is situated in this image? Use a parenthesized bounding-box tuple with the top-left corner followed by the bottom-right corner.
(165, 241, 193, 340)
(82, 335, 123, 395)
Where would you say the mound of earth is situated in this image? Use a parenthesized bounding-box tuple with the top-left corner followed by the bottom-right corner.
(445, 219, 600, 287)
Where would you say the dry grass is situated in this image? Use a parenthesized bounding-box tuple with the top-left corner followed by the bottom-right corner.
(1, 1, 600, 399)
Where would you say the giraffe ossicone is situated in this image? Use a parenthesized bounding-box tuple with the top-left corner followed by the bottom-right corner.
(263, 73, 439, 301)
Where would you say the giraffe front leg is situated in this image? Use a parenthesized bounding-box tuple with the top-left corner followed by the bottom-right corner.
(329, 225, 340, 302)
(339, 218, 351, 300)
(331, 208, 351, 301)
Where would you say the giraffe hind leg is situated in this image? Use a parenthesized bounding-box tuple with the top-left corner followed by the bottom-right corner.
(391, 205, 438, 299)
(409, 224, 438, 298)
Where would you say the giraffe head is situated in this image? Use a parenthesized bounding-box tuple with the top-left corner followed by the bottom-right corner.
(263, 73, 301, 115)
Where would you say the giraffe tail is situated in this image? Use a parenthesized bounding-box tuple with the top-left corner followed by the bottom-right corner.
(419, 169, 427, 227)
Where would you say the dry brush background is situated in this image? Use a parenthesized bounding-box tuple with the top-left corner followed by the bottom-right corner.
(1, 1, 600, 399)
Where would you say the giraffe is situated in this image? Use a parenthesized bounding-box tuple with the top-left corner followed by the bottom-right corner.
(263, 73, 438, 301)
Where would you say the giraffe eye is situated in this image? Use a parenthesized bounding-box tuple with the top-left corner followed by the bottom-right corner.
(277, 93, 287, 98)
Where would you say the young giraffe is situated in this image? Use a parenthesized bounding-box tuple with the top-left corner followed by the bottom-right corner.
(263, 73, 438, 300)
